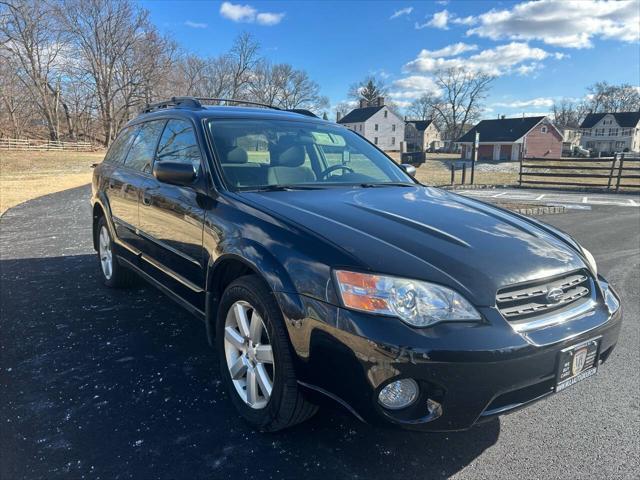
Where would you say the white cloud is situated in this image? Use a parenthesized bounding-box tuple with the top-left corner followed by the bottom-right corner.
(390, 7, 413, 20)
(416, 10, 450, 30)
(220, 2, 256, 22)
(451, 15, 476, 26)
(493, 97, 555, 108)
(256, 12, 285, 25)
(184, 20, 208, 29)
(404, 41, 561, 76)
(467, 0, 640, 48)
(389, 75, 443, 103)
(219, 2, 285, 26)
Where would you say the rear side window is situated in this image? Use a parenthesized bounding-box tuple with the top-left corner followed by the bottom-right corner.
(104, 126, 137, 164)
(156, 119, 202, 172)
(123, 120, 165, 174)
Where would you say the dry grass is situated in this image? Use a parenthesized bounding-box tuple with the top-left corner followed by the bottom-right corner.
(0, 150, 105, 214)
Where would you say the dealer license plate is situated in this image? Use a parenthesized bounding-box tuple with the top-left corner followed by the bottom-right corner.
(555, 337, 601, 393)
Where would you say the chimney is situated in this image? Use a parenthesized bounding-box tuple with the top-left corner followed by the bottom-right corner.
(359, 99, 368, 109)
(376, 96, 385, 107)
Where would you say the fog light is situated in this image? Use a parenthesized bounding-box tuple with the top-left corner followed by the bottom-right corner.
(378, 379, 419, 410)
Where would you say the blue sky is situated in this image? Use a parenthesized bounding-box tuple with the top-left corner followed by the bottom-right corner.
(141, 0, 640, 118)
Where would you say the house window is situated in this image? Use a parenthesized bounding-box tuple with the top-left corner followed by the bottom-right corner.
(582, 129, 591, 136)
(391, 137, 395, 145)
(622, 128, 632, 136)
(384, 110, 388, 118)
(615, 141, 625, 149)
(541, 126, 548, 133)
(595, 128, 605, 136)
(374, 124, 379, 131)
(609, 128, 618, 136)
(586, 141, 595, 148)
(359, 124, 362, 132)
(392, 124, 396, 132)
(374, 137, 378, 144)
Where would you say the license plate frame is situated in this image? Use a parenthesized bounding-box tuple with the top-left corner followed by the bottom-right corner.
(555, 336, 601, 393)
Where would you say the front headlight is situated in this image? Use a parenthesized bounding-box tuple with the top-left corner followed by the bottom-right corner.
(581, 246, 598, 278)
(334, 270, 481, 327)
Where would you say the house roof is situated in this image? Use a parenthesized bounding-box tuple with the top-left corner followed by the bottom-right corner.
(337, 106, 383, 124)
(580, 112, 640, 128)
(406, 120, 433, 131)
(458, 116, 546, 143)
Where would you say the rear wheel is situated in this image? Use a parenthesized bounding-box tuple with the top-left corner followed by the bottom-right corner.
(96, 216, 135, 288)
(216, 275, 317, 431)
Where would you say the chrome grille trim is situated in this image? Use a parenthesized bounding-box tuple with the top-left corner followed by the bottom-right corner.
(510, 299, 597, 333)
(496, 274, 587, 303)
(496, 270, 594, 331)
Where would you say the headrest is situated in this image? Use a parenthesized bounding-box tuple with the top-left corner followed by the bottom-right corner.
(271, 143, 306, 167)
(224, 147, 248, 164)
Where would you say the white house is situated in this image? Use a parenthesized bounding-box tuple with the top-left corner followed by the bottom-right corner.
(579, 112, 640, 154)
(337, 98, 404, 151)
(404, 120, 441, 152)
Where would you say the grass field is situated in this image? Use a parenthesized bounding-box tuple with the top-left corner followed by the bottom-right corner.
(0, 150, 105, 214)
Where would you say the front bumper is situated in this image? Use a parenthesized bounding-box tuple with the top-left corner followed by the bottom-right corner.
(275, 282, 622, 431)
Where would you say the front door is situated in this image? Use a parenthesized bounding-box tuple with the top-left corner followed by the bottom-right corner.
(493, 144, 501, 161)
(138, 119, 207, 311)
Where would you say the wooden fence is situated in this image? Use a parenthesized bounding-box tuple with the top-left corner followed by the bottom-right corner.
(519, 154, 640, 191)
(0, 138, 96, 152)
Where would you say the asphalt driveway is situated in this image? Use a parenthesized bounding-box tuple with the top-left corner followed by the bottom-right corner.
(1, 185, 638, 479)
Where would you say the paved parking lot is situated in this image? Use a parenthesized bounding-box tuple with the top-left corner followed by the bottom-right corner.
(1, 185, 639, 479)
(458, 187, 640, 208)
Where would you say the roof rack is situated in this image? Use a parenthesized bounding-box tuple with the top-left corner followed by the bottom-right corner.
(142, 96, 282, 113)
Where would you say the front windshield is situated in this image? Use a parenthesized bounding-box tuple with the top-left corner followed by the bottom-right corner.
(206, 119, 414, 190)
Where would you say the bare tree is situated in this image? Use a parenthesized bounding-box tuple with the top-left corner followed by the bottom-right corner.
(228, 32, 260, 100)
(407, 93, 438, 120)
(431, 67, 494, 141)
(551, 98, 588, 128)
(585, 81, 640, 113)
(277, 66, 328, 112)
(0, 0, 68, 140)
(55, 0, 154, 145)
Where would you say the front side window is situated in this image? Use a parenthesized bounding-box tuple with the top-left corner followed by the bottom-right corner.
(156, 119, 202, 172)
(124, 120, 165, 173)
(392, 124, 396, 132)
(207, 119, 412, 190)
(375, 124, 379, 131)
(541, 126, 547, 133)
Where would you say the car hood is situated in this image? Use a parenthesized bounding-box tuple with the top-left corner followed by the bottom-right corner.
(241, 186, 587, 306)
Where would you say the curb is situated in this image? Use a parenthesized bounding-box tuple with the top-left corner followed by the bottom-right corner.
(511, 205, 566, 216)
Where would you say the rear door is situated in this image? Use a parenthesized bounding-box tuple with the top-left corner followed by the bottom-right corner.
(104, 125, 140, 251)
(111, 120, 166, 253)
(138, 118, 207, 310)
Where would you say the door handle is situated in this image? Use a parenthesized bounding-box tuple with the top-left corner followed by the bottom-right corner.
(141, 188, 153, 206)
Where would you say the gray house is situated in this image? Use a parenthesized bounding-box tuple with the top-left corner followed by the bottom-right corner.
(337, 97, 404, 151)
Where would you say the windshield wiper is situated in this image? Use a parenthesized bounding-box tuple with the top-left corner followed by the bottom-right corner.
(358, 182, 417, 188)
(246, 184, 326, 192)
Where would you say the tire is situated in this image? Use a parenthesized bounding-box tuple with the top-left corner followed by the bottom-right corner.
(96, 216, 135, 288)
(216, 275, 317, 431)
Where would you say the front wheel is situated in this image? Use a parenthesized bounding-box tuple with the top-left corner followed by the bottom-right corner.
(216, 275, 317, 431)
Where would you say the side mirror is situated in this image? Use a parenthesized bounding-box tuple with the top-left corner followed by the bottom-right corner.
(153, 161, 196, 186)
(400, 163, 417, 176)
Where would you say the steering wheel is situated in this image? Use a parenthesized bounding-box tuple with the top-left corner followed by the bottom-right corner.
(319, 164, 355, 179)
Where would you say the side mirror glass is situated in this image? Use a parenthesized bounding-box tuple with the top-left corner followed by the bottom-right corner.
(400, 163, 417, 177)
(153, 161, 196, 186)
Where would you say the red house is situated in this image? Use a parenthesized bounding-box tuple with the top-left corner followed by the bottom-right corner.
(458, 116, 563, 161)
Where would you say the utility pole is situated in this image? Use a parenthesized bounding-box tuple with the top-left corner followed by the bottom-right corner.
(471, 131, 479, 184)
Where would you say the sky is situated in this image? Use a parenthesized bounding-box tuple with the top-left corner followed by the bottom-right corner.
(140, 0, 640, 118)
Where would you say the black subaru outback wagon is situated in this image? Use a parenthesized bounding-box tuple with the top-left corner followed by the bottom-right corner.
(92, 97, 622, 431)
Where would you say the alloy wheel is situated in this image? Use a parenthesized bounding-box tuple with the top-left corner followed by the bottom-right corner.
(99, 226, 113, 280)
(223, 301, 275, 409)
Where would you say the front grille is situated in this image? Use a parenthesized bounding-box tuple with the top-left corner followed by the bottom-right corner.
(496, 270, 593, 328)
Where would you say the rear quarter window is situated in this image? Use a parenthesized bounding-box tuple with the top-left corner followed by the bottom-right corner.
(123, 120, 166, 174)
(104, 126, 137, 164)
